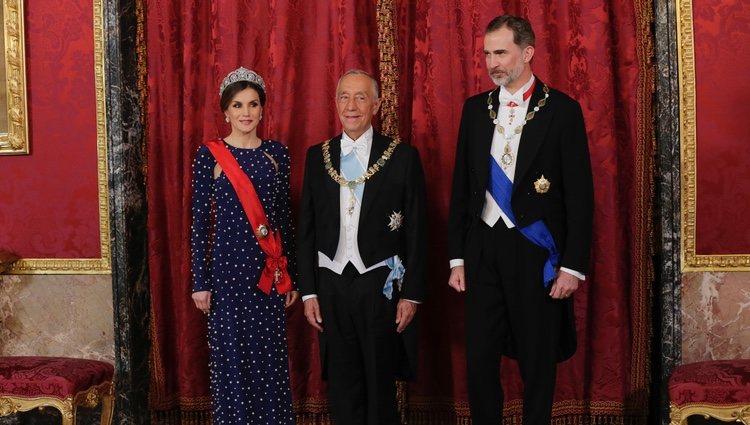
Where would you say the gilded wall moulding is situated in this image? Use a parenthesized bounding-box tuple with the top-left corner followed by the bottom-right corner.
(0, 0, 29, 155)
(678, 0, 750, 271)
(6, 0, 110, 274)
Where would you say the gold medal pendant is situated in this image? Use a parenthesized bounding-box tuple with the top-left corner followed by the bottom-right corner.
(500, 143, 514, 168)
(274, 266, 282, 283)
(346, 191, 356, 216)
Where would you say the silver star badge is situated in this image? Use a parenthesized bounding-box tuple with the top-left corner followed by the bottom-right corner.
(387, 211, 404, 231)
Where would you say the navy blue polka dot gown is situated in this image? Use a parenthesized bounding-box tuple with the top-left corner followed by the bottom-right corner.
(190, 140, 296, 425)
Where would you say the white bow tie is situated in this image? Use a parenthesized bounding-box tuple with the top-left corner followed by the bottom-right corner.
(341, 138, 367, 156)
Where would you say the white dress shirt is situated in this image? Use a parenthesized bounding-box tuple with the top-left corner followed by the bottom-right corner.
(480, 75, 535, 228)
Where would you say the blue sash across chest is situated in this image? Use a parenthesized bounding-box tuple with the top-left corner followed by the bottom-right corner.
(488, 157, 559, 287)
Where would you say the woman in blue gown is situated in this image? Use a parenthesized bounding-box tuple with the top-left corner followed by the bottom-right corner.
(190, 67, 298, 425)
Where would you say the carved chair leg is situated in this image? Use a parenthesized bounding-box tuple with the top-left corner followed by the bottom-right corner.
(668, 404, 687, 425)
(100, 393, 115, 425)
(60, 405, 75, 425)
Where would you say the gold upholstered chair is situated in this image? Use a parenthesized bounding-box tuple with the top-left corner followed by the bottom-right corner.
(0, 356, 114, 425)
(669, 360, 750, 424)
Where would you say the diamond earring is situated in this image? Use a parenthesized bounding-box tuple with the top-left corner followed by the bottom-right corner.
(225, 116, 230, 123)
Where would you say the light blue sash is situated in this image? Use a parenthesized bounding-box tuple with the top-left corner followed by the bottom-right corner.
(488, 157, 559, 287)
(340, 151, 365, 200)
(383, 255, 404, 300)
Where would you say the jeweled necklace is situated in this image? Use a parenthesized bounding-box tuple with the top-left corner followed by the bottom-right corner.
(487, 82, 550, 168)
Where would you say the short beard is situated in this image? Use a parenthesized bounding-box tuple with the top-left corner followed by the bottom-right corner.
(489, 62, 523, 87)
(490, 74, 511, 86)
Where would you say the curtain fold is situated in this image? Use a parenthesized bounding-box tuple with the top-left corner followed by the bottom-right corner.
(147, 0, 653, 423)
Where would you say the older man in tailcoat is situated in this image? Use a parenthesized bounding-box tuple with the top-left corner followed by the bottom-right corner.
(297, 69, 427, 425)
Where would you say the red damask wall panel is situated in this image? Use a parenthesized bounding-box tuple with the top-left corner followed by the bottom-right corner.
(694, 0, 750, 255)
(0, 0, 100, 259)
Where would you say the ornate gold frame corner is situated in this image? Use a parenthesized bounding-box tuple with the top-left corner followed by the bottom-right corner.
(677, 0, 750, 272)
(5, 0, 110, 274)
(669, 402, 750, 425)
(0, 0, 29, 155)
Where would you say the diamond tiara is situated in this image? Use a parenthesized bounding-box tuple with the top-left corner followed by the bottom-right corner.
(219, 67, 266, 96)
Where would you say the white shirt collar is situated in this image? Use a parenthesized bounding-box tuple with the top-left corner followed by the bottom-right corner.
(341, 126, 374, 161)
(342, 126, 374, 144)
(498, 75, 536, 105)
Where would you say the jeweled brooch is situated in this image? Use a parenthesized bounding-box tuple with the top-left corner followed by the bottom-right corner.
(256, 224, 270, 239)
(388, 211, 404, 231)
(534, 175, 550, 194)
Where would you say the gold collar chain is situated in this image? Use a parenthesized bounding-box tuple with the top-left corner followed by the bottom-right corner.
(322, 138, 400, 189)
(487, 84, 550, 129)
(487, 84, 550, 169)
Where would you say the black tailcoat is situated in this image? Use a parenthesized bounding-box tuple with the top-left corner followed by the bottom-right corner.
(448, 77, 594, 360)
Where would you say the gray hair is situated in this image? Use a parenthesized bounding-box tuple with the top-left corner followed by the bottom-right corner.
(336, 69, 380, 99)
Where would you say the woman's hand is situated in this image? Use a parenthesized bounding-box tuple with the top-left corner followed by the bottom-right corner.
(192, 291, 212, 314)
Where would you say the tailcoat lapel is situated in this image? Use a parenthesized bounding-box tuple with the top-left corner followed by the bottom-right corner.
(327, 136, 343, 222)
(473, 89, 498, 191)
(514, 79, 552, 193)
(359, 134, 390, 223)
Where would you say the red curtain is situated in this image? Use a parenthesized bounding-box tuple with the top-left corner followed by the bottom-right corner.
(147, 1, 653, 423)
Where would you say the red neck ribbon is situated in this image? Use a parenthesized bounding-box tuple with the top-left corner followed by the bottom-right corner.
(204, 140, 293, 295)
(506, 79, 536, 107)
(522, 79, 536, 101)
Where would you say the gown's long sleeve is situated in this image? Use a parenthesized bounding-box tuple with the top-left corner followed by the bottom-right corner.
(190, 145, 214, 293)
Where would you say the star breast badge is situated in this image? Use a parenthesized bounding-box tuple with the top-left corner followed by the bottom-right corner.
(533, 175, 551, 194)
(388, 211, 404, 231)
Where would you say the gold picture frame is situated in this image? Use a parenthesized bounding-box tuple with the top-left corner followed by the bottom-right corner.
(5, 0, 110, 274)
(0, 0, 28, 155)
(678, 0, 750, 271)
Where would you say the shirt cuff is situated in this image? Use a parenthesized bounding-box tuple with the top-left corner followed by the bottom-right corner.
(560, 267, 585, 281)
(402, 299, 421, 304)
(449, 259, 464, 268)
(302, 294, 318, 302)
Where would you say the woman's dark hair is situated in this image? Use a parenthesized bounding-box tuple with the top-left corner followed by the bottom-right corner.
(220, 81, 266, 111)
